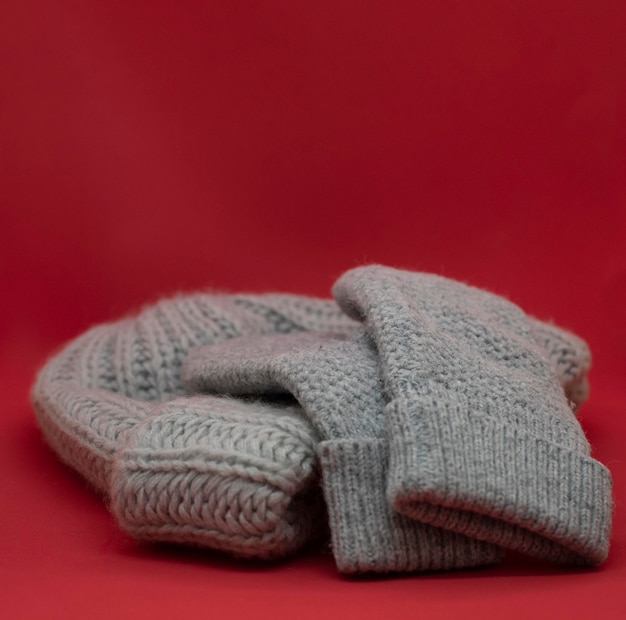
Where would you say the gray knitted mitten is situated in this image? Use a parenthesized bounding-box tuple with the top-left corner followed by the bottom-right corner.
(333, 265, 612, 565)
(183, 330, 502, 573)
(31, 293, 354, 559)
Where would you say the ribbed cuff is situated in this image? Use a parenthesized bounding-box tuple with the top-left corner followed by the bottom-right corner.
(318, 438, 503, 574)
(110, 398, 324, 560)
(386, 393, 613, 565)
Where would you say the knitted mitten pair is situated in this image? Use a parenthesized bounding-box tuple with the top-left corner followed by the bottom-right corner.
(31, 266, 612, 573)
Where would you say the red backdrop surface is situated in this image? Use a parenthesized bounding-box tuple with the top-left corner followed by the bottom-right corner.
(1, 2, 625, 618)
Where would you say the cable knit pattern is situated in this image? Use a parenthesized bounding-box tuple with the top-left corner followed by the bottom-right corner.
(31, 268, 609, 572)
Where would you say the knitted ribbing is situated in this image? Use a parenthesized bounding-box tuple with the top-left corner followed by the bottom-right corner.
(32, 293, 355, 559)
(333, 265, 612, 565)
(183, 330, 502, 573)
(31, 275, 600, 568)
(112, 396, 324, 556)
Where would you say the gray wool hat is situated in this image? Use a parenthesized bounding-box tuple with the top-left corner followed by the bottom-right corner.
(31, 293, 355, 559)
(332, 265, 613, 565)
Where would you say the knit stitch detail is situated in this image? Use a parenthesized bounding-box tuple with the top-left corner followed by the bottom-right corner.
(32, 294, 356, 559)
(31, 269, 610, 570)
(319, 438, 503, 573)
(386, 391, 612, 564)
(183, 331, 507, 572)
(112, 397, 322, 558)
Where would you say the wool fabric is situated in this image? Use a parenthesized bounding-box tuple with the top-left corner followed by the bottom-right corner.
(184, 330, 501, 573)
(333, 265, 612, 565)
(31, 266, 610, 572)
(32, 294, 354, 559)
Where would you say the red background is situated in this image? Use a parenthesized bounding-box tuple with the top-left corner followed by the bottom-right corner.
(1, 2, 625, 618)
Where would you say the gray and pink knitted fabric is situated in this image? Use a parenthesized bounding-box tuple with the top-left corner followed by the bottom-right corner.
(31, 265, 612, 573)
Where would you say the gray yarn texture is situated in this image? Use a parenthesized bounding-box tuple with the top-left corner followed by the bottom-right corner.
(32, 294, 354, 559)
(31, 266, 612, 573)
(184, 330, 501, 572)
(333, 266, 612, 565)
